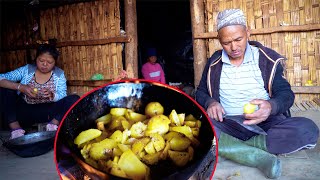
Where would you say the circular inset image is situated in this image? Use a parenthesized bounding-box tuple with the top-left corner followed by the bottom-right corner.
(54, 80, 217, 180)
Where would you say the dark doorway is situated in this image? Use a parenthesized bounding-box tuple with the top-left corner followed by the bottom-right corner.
(136, 0, 194, 85)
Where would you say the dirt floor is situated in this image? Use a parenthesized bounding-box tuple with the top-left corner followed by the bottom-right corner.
(213, 110, 320, 180)
(0, 110, 319, 180)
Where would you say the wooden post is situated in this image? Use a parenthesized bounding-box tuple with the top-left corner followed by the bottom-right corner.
(124, 0, 138, 78)
(190, 0, 207, 88)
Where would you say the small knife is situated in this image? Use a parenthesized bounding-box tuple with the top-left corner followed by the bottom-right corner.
(223, 115, 267, 135)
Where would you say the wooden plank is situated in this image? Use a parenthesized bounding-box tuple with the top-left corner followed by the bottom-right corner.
(291, 86, 320, 94)
(1, 36, 130, 51)
(190, 0, 207, 88)
(124, 0, 138, 79)
(67, 80, 112, 87)
(194, 24, 320, 39)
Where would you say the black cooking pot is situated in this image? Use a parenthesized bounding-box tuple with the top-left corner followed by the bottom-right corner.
(1, 131, 56, 158)
(56, 80, 216, 180)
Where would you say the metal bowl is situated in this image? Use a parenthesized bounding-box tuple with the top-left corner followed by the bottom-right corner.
(2, 131, 56, 158)
(55, 80, 216, 179)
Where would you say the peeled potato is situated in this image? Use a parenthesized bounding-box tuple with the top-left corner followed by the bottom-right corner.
(144, 141, 156, 154)
(89, 138, 117, 160)
(163, 131, 184, 141)
(74, 129, 102, 147)
(169, 109, 181, 126)
(96, 114, 112, 124)
(168, 150, 190, 167)
(142, 151, 161, 165)
(145, 115, 170, 135)
(145, 102, 164, 117)
(169, 136, 191, 151)
(118, 149, 148, 180)
(125, 109, 147, 122)
(109, 130, 123, 143)
(110, 108, 127, 116)
(150, 133, 165, 152)
(130, 122, 147, 138)
(185, 114, 197, 121)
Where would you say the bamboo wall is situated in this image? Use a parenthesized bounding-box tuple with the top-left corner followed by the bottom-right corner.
(40, 0, 123, 95)
(203, 0, 320, 103)
(1, 0, 124, 96)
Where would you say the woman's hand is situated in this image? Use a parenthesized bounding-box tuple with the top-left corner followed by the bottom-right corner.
(19, 84, 37, 98)
(41, 88, 54, 101)
(243, 99, 272, 125)
(207, 101, 225, 122)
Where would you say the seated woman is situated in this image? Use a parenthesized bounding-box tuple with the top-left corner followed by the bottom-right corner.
(0, 44, 80, 139)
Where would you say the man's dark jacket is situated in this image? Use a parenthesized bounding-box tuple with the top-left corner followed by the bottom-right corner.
(195, 41, 294, 116)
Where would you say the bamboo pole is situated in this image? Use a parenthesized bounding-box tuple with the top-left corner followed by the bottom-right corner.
(194, 24, 320, 39)
(190, 0, 207, 88)
(124, 0, 138, 78)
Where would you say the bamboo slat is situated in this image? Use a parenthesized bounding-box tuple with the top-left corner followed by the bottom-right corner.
(29, 0, 123, 95)
(204, 0, 320, 104)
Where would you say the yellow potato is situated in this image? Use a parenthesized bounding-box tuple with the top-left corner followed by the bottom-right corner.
(184, 121, 196, 128)
(170, 125, 193, 138)
(169, 136, 191, 151)
(185, 114, 197, 121)
(132, 138, 150, 156)
(163, 131, 184, 141)
(106, 159, 127, 178)
(144, 141, 156, 154)
(95, 114, 112, 124)
(243, 103, 258, 114)
(150, 133, 165, 152)
(169, 109, 181, 126)
(109, 116, 126, 130)
(89, 138, 117, 160)
(145, 102, 164, 117)
(192, 128, 200, 137)
(142, 151, 161, 165)
(145, 115, 170, 135)
(118, 149, 148, 179)
(110, 108, 127, 116)
(178, 113, 185, 125)
(117, 144, 131, 153)
(109, 130, 123, 143)
(74, 129, 102, 147)
(168, 150, 190, 167)
(160, 141, 170, 160)
(125, 109, 147, 122)
(130, 122, 147, 138)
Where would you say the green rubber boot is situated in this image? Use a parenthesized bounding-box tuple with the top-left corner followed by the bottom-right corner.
(244, 134, 267, 151)
(218, 132, 281, 179)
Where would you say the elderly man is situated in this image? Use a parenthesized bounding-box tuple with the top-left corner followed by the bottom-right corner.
(195, 9, 319, 178)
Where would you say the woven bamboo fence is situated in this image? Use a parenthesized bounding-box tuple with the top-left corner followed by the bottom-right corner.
(39, 0, 124, 95)
(199, 0, 320, 104)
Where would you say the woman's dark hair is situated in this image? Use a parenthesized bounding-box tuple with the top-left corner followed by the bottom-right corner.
(36, 44, 60, 61)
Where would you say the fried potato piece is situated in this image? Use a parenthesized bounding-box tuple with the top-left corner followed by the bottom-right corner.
(74, 129, 102, 147)
(110, 108, 127, 116)
(145, 102, 164, 117)
(169, 109, 181, 126)
(130, 122, 147, 138)
(142, 151, 161, 165)
(118, 149, 148, 180)
(168, 150, 190, 167)
(89, 138, 117, 160)
(125, 109, 147, 122)
(145, 115, 170, 135)
(169, 136, 191, 151)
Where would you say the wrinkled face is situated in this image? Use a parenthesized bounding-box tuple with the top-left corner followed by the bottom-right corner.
(36, 52, 56, 73)
(148, 56, 157, 64)
(218, 25, 249, 61)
